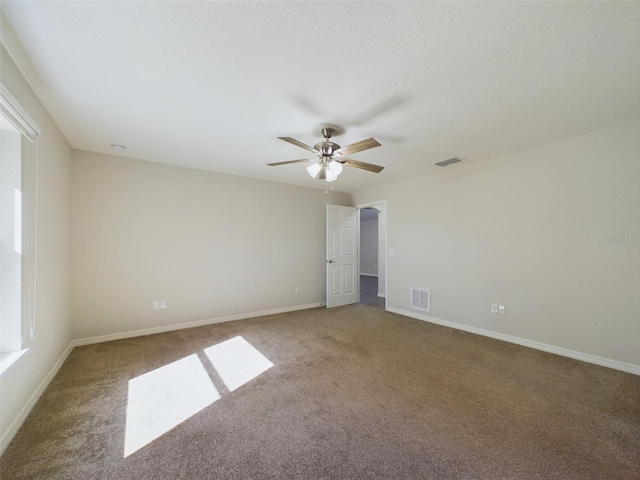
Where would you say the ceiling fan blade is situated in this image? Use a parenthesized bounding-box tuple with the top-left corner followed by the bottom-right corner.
(343, 159, 385, 173)
(278, 137, 319, 154)
(334, 138, 381, 157)
(267, 158, 316, 167)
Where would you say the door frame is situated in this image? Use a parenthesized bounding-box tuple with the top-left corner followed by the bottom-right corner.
(356, 200, 388, 310)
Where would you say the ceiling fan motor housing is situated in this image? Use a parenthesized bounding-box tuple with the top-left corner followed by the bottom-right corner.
(314, 141, 340, 156)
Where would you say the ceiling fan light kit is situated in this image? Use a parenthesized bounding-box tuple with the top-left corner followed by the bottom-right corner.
(306, 156, 343, 181)
(268, 126, 384, 185)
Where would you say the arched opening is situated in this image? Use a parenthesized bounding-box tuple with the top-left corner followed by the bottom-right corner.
(359, 205, 386, 309)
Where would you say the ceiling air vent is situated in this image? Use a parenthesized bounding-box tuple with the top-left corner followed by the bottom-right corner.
(435, 157, 464, 167)
(411, 288, 430, 312)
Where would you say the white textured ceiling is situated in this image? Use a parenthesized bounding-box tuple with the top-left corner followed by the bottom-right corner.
(2, 1, 639, 193)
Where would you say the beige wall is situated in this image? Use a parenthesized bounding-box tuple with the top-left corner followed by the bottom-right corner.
(0, 46, 72, 449)
(71, 150, 351, 340)
(353, 121, 640, 368)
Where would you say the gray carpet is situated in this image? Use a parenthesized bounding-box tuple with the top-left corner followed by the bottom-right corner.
(2, 304, 639, 479)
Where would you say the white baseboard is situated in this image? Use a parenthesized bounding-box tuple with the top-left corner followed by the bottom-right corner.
(6, 301, 634, 457)
(377, 293, 386, 298)
(387, 307, 640, 376)
(359, 273, 378, 278)
(0, 342, 74, 455)
(72, 302, 326, 347)
(1, 302, 325, 455)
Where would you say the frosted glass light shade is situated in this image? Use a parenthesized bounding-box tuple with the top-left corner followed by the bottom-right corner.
(328, 160, 343, 176)
(307, 162, 322, 178)
(325, 169, 338, 182)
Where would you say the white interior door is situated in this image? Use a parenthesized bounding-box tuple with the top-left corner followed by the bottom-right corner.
(326, 205, 358, 308)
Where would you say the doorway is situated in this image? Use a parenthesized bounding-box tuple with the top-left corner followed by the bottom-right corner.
(358, 202, 387, 309)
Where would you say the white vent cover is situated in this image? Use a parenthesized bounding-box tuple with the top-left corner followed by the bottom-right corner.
(411, 288, 430, 312)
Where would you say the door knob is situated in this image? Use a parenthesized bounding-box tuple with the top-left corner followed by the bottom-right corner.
(327, 259, 335, 263)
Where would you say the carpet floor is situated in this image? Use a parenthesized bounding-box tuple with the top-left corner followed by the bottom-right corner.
(1, 304, 639, 479)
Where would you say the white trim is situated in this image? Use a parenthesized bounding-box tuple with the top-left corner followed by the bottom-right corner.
(72, 302, 325, 347)
(360, 273, 378, 278)
(377, 293, 386, 298)
(0, 83, 41, 141)
(0, 343, 74, 455)
(387, 307, 640, 376)
(0, 349, 28, 376)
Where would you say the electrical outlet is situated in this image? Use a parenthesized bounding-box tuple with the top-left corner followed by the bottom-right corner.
(295, 286, 300, 294)
(160, 300, 167, 310)
(153, 301, 160, 310)
(498, 305, 506, 315)
(491, 304, 498, 314)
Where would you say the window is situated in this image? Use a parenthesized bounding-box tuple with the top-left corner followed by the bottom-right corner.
(0, 82, 40, 364)
(1, 114, 22, 354)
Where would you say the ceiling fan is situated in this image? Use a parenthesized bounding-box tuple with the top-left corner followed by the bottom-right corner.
(268, 127, 384, 182)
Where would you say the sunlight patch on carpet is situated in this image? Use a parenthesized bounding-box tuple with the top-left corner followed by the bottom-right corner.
(204, 336, 274, 392)
(124, 354, 220, 457)
(124, 336, 273, 457)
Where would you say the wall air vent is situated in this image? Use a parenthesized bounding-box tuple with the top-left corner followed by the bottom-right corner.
(411, 288, 430, 312)
(435, 157, 464, 167)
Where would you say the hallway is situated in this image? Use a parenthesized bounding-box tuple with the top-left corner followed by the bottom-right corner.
(360, 275, 385, 309)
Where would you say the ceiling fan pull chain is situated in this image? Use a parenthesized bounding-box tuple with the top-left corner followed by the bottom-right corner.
(324, 180, 335, 194)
